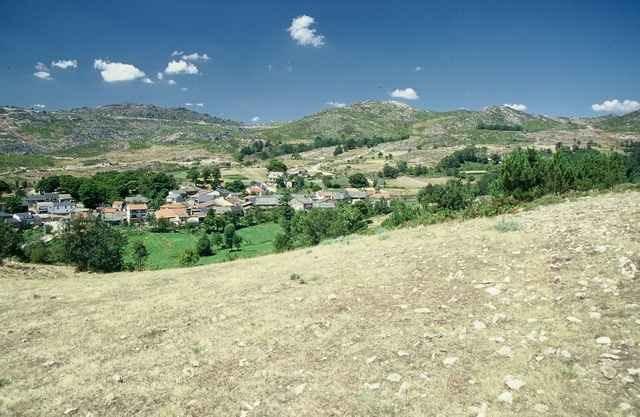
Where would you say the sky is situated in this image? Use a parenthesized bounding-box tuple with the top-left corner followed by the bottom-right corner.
(1, 0, 639, 121)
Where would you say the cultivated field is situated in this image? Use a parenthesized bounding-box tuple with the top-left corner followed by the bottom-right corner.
(1, 191, 639, 416)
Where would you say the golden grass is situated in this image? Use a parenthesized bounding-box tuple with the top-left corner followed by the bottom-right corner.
(1, 192, 639, 416)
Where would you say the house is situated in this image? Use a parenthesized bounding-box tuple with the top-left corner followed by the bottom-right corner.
(251, 195, 282, 209)
(100, 207, 126, 224)
(112, 200, 124, 211)
(267, 171, 285, 182)
(155, 202, 189, 225)
(287, 167, 308, 177)
(12, 212, 40, 227)
(124, 195, 150, 205)
(312, 200, 337, 209)
(245, 182, 269, 195)
(25, 192, 76, 214)
(126, 203, 148, 224)
(289, 194, 313, 211)
(345, 188, 368, 202)
(180, 184, 199, 195)
(166, 189, 186, 203)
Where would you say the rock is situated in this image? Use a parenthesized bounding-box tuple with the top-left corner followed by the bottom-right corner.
(589, 312, 602, 319)
(112, 374, 124, 383)
(413, 308, 431, 314)
(443, 356, 459, 366)
(566, 316, 582, 324)
(485, 287, 501, 296)
(475, 402, 488, 417)
(627, 368, 640, 376)
(386, 373, 402, 382)
(497, 391, 513, 404)
(496, 346, 513, 357)
(292, 383, 306, 395)
(619, 257, 637, 279)
(327, 294, 337, 301)
(504, 375, 525, 391)
(533, 403, 549, 413)
(620, 402, 633, 411)
(364, 382, 380, 390)
(397, 350, 411, 357)
(397, 381, 410, 396)
(366, 355, 377, 364)
(63, 408, 78, 416)
(473, 320, 487, 330)
(596, 336, 611, 345)
(601, 364, 617, 379)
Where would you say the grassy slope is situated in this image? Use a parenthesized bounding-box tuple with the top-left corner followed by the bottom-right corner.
(2, 191, 639, 416)
(124, 222, 281, 269)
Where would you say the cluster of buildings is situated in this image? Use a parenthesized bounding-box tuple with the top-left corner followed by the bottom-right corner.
(1, 176, 392, 229)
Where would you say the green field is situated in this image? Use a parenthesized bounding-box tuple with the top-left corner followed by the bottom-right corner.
(123, 222, 281, 270)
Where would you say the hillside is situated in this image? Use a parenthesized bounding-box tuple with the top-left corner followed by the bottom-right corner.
(596, 110, 640, 132)
(0, 104, 244, 155)
(2, 191, 639, 416)
(258, 101, 419, 143)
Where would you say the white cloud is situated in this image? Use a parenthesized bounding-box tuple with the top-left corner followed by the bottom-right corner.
(51, 59, 78, 70)
(288, 15, 325, 47)
(157, 72, 164, 80)
(171, 50, 184, 57)
(142, 77, 154, 84)
(35, 62, 49, 71)
(164, 60, 199, 75)
(180, 87, 188, 92)
(251, 116, 260, 122)
(93, 59, 145, 82)
(167, 79, 176, 85)
(33, 104, 46, 109)
(185, 102, 193, 106)
(415, 66, 422, 72)
(390, 88, 419, 100)
(327, 101, 346, 108)
(181, 52, 210, 62)
(195, 103, 204, 107)
(592, 99, 640, 114)
(267, 64, 273, 72)
(34, 71, 52, 80)
(503, 103, 528, 112)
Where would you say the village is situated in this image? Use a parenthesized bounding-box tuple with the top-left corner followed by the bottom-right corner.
(0, 166, 394, 231)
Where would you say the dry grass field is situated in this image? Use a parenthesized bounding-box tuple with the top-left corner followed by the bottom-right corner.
(1, 192, 640, 416)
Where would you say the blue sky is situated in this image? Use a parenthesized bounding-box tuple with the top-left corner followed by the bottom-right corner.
(1, 0, 639, 120)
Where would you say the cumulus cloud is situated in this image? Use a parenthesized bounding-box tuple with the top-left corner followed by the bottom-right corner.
(195, 103, 204, 107)
(164, 60, 199, 75)
(251, 116, 260, 122)
(142, 77, 154, 84)
(51, 59, 78, 70)
(157, 72, 164, 80)
(592, 99, 640, 114)
(288, 15, 325, 47)
(34, 71, 52, 80)
(185, 102, 193, 106)
(94, 59, 145, 82)
(35, 62, 49, 71)
(33, 104, 46, 109)
(180, 87, 188, 92)
(415, 66, 422, 72)
(167, 79, 176, 85)
(171, 50, 184, 57)
(327, 101, 346, 108)
(181, 52, 210, 62)
(503, 103, 528, 112)
(390, 88, 419, 100)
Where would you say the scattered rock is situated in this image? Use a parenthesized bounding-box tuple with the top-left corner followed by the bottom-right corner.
(596, 336, 611, 345)
(366, 355, 377, 364)
(589, 312, 602, 320)
(473, 320, 487, 330)
(413, 308, 431, 314)
(364, 382, 380, 390)
(504, 375, 525, 391)
(566, 316, 582, 324)
(533, 403, 549, 413)
(327, 294, 337, 301)
(63, 408, 78, 416)
(485, 287, 501, 296)
(619, 402, 633, 411)
(292, 383, 306, 395)
(112, 374, 124, 383)
(627, 368, 640, 376)
(397, 381, 410, 396)
(443, 356, 459, 366)
(601, 364, 617, 379)
(497, 346, 513, 357)
(497, 391, 513, 404)
(386, 373, 402, 382)
(475, 402, 488, 417)
(397, 350, 411, 357)
(619, 257, 637, 279)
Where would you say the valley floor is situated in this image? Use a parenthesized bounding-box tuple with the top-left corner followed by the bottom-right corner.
(1, 191, 639, 416)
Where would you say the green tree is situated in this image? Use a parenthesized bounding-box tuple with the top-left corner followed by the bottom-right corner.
(226, 179, 245, 193)
(266, 159, 287, 172)
(62, 218, 127, 272)
(197, 234, 213, 256)
(179, 249, 200, 267)
(187, 167, 200, 184)
(0, 179, 11, 195)
(78, 182, 106, 209)
(132, 241, 149, 271)
(333, 145, 344, 156)
(2, 195, 25, 214)
(348, 173, 368, 188)
(223, 224, 237, 249)
(36, 176, 61, 193)
(0, 223, 22, 264)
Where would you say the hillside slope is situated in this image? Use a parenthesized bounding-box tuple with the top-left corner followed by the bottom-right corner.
(596, 110, 640, 132)
(2, 191, 639, 416)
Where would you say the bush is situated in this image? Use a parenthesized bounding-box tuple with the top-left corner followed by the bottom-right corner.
(197, 234, 213, 256)
(132, 241, 149, 271)
(0, 223, 23, 264)
(495, 218, 521, 232)
(348, 173, 368, 188)
(417, 180, 475, 211)
(179, 249, 200, 267)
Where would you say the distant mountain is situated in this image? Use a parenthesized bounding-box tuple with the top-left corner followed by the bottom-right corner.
(595, 110, 640, 132)
(257, 100, 420, 143)
(0, 104, 243, 155)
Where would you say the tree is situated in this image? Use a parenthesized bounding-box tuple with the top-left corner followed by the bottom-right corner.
(381, 164, 400, 179)
(349, 173, 368, 188)
(197, 234, 213, 256)
(203, 210, 226, 233)
(226, 179, 245, 193)
(187, 167, 200, 184)
(333, 145, 344, 156)
(223, 224, 237, 249)
(0, 223, 22, 264)
(2, 195, 26, 214)
(179, 249, 200, 267)
(132, 241, 149, 271)
(0, 179, 11, 195)
(36, 176, 60, 193)
(61, 218, 127, 273)
(232, 233, 243, 250)
(266, 159, 287, 172)
(78, 182, 106, 209)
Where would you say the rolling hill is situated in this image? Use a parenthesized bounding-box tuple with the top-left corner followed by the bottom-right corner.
(1, 190, 639, 416)
(596, 109, 640, 132)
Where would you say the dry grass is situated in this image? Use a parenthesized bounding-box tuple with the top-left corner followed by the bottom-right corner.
(1, 192, 640, 416)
